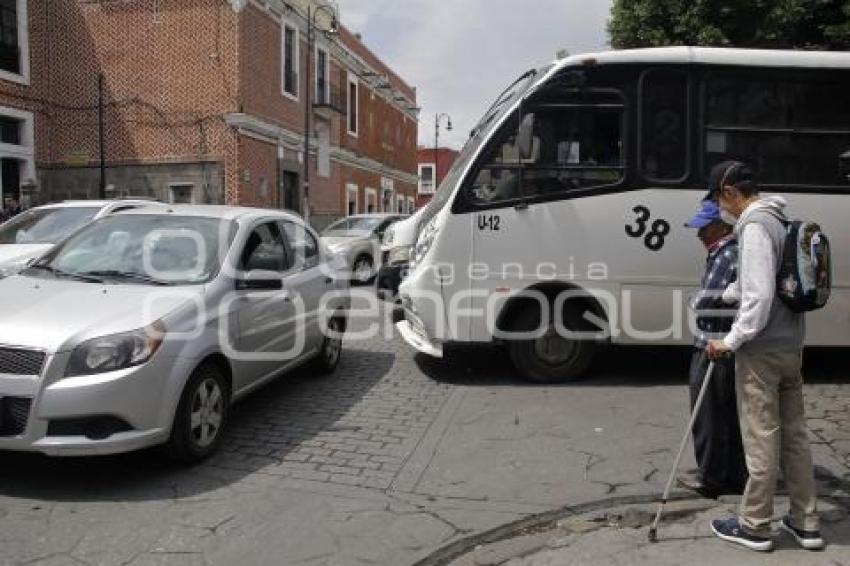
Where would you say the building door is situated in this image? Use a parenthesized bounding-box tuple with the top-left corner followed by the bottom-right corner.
(1, 157, 20, 200)
(280, 171, 299, 212)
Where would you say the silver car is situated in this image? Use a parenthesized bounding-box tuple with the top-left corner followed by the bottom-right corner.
(0, 199, 166, 279)
(320, 214, 407, 283)
(0, 206, 348, 461)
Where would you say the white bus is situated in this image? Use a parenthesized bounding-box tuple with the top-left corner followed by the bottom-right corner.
(396, 47, 850, 383)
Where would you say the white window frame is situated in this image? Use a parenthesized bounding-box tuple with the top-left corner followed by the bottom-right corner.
(280, 17, 299, 101)
(345, 183, 358, 216)
(315, 45, 330, 105)
(0, 104, 34, 201)
(418, 162, 436, 195)
(0, 0, 29, 85)
(396, 195, 405, 214)
(168, 182, 196, 204)
(347, 75, 359, 137)
(407, 196, 415, 214)
(381, 187, 394, 213)
(365, 187, 377, 213)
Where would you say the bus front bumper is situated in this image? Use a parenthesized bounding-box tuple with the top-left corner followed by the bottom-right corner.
(396, 318, 443, 358)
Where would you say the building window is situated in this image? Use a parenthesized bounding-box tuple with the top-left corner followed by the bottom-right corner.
(281, 20, 299, 99)
(347, 77, 359, 136)
(346, 183, 358, 216)
(396, 195, 404, 214)
(365, 188, 377, 213)
(315, 47, 329, 104)
(407, 196, 415, 214)
(418, 163, 436, 194)
(0, 0, 27, 83)
(0, 104, 33, 202)
(169, 183, 195, 204)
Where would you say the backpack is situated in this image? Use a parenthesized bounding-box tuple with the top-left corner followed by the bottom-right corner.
(776, 220, 832, 313)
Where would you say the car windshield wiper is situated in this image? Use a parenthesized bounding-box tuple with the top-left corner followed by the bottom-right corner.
(79, 270, 175, 286)
(26, 264, 106, 284)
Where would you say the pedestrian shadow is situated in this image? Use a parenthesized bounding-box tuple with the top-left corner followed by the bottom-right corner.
(417, 345, 850, 387)
(0, 348, 394, 503)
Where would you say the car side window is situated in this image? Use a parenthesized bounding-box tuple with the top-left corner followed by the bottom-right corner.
(240, 222, 288, 272)
(281, 221, 319, 269)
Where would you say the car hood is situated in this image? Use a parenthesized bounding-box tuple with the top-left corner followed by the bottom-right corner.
(0, 244, 54, 267)
(322, 236, 371, 249)
(0, 275, 199, 353)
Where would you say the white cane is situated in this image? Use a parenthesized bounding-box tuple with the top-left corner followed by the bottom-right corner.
(648, 360, 717, 542)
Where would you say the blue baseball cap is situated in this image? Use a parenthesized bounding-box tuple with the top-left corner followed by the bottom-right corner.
(684, 199, 721, 229)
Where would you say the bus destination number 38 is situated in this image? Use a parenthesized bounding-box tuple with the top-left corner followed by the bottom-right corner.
(626, 205, 670, 252)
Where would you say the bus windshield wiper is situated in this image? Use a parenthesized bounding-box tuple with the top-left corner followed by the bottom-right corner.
(27, 264, 106, 283)
(79, 270, 175, 286)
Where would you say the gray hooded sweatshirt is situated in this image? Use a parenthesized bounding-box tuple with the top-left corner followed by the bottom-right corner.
(721, 196, 805, 354)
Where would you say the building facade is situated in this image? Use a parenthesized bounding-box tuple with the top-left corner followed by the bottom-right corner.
(0, 0, 419, 228)
(416, 146, 458, 208)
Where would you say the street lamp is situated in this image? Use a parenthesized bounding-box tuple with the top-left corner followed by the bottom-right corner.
(434, 113, 452, 195)
(302, 2, 339, 224)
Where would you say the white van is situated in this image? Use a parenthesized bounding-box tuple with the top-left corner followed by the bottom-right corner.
(397, 47, 850, 382)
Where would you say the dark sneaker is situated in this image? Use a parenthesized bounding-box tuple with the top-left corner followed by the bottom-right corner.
(711, 517, 773, 552)
(781, 516, 825, 550)
(677, 473, 720, 499)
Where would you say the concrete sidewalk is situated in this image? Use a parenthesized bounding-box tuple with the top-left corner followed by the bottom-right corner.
(441, 494, 850, 566)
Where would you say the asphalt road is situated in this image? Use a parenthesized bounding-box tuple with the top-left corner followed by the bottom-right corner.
(1, 307, 847, 566)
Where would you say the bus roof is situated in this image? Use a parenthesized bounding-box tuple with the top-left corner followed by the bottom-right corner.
(556, 46, 850, 71)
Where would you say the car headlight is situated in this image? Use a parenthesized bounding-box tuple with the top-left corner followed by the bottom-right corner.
(411, 219, 439, 268)
(65, 321, 166, 377)
(388, 245, 413, 264)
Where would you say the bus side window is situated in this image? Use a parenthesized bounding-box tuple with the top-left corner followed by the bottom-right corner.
(641, 69, 688, 181)
(520, 93, 625, 198)
(466, 116, 524, 204)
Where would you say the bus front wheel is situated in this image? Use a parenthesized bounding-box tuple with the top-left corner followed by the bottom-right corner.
(507, 306, 595, 383)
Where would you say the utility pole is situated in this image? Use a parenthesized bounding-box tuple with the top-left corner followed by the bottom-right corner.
(302, 5, 312, 223)
(98, 74, 106, 200)
(434, 113, 452, 195)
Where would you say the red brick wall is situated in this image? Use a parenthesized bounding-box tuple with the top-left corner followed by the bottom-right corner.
(236, 134, 277, 208)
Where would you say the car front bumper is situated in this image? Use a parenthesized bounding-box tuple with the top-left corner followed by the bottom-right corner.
(0, 352, 179, 456)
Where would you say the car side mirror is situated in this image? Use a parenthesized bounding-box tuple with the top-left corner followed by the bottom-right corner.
(840, 150, 850, 182)
(235, 270, 283, 291)
(517, 113, 536, 161)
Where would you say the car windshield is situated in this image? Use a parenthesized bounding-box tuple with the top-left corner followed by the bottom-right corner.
(26, 215, 235, 285)
(322, 217, 383, 236)
(0, 206, 100, 245)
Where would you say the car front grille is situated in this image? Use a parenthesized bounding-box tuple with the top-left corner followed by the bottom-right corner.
(0, 397, 32, 436)
(0, 347, 46, 376)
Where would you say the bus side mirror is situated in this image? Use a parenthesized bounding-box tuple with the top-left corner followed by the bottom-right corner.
(517, 113, 536, 161)
(840, 150, 850, 182)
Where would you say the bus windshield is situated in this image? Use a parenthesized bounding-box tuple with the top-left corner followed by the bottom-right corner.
(416, 66, 551, 231)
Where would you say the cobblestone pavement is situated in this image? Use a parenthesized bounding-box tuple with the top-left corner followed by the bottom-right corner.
(0, 308, 847, 566)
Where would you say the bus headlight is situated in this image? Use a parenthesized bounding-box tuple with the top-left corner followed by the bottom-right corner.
(411, 219, 439, 268)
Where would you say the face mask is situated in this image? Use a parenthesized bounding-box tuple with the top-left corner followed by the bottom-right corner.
(720, 209, 738, 226)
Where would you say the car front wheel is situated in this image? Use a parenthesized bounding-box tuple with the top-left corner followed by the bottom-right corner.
(165, 362, 229, 462)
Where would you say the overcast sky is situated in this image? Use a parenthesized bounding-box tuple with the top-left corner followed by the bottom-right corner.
(337, 0, 614, 149)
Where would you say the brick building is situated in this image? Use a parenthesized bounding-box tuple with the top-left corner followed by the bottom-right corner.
(0, 0, 419, 228)
(416, 146, 458, 208)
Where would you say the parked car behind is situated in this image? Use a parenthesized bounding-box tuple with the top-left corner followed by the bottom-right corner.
(320, 214, 407, 284)
(376, 208, 425, 301)
(0, 206, 349, 461)
(0, 199, 165, 279)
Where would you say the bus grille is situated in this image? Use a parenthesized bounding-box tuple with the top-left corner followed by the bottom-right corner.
(0, 347, 46, 376)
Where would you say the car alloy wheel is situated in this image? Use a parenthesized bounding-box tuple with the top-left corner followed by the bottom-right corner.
(190, 377, 224, 449)
(353, 256, 374, 283)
